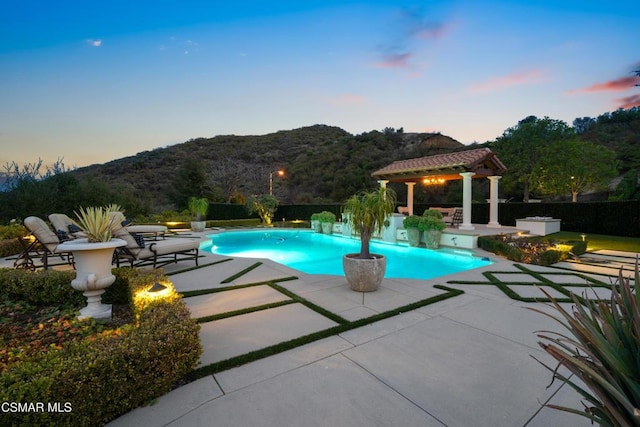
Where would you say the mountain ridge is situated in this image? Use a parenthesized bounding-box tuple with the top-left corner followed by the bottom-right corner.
(71, 124, 465, 210)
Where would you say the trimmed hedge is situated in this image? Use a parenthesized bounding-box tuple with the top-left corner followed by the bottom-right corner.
(0, 238, 26, 258)
(0, 268, 201, 427)
(276, 201, 640, 237)
(0, 269, 84, 307)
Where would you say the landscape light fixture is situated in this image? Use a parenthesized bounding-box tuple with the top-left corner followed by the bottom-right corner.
(149, 282, 167, 292)
(147, 282, 169, 297)
(269, 169, 285, 195)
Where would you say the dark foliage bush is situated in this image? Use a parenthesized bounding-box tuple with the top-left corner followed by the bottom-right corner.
(0, 238, 23, 258)
(478, 235, 579, 266)
(471, 201, 640, 237)
(0, 268, 201, 427)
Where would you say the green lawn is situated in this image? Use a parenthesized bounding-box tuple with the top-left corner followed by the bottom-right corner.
(548, 232, 640, 253)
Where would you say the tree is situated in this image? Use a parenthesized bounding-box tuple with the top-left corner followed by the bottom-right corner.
(171, 158, 211, 209)
(245, 194, 279, 225)
(609, 168, 640, 200)
(491, 116, 575, 201)
(534, 140, 617, 202)
(572, 117, 595, 134)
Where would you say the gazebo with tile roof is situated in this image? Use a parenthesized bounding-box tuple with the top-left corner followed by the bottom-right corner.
(372, 148, 507, 230)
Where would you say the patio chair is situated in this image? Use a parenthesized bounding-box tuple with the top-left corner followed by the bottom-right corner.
(50, 212, 167, 240)
(450, 207, 463, 228)
(109, 212, 199, 269)
(21, 216, 74, 270)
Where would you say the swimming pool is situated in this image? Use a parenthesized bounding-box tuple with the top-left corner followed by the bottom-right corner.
(203, 229, 491, 280)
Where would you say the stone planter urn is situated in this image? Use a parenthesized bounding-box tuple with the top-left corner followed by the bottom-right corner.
(320, 222, 334, 234)
(190, 221, 206, 232)
(424, 230, 442, 249)
(406, 228, 421, 247)
(311, 220, 322, 233)
(342, 254, 386, 292)
(58, 238, 126, 320)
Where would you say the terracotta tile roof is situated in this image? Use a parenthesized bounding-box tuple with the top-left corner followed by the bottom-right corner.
(372, 148, 506, 180)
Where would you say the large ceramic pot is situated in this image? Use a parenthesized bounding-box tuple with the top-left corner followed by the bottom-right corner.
(191, 221, 206, 232)
(406, 228, 421, 247)
(342, 254, 386, 292)
(424, 230, 442, 249)
(321, 222, 334, 234)
(58, 238, 126, 320)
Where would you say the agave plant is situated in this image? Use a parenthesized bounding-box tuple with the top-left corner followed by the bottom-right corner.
(530, 262, 640, 426)
(74, 205, 122, 243)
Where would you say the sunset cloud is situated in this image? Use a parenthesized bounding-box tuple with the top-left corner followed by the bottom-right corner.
(373, 8, 449, 70)
(330, 94, 367, 106)
(566, 75, 640, 94)
(470, 69, 545, 93)
(372, 52, 412, 69)
(616, 94, 640, 110)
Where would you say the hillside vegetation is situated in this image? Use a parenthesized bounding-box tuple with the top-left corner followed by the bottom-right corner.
(71, 125, 463, 210)
(1, 108, 638, 222)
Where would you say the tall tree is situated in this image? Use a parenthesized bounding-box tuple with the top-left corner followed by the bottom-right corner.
(534, 140, 617, 202)
(171, 158, 211, 209)
(490, 116, 575, 201)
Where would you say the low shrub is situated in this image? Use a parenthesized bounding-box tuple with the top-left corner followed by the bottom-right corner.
(0, 268, 201, 426)
(0, 269, 83, 307)
(0, 223, 28, 240)
(402, 215, 422, 229)
(0, 238, 23, 258)
(478, 235, 581, 266)
(316, 211, 336, 223)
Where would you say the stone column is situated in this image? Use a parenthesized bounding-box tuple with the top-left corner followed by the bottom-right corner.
(459, 172, 475, 230)
(487, 176, 502, 228)
(406, 182, 416, 216)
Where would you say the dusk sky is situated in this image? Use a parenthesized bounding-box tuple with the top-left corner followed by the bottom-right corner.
(1, 1, 638, 168)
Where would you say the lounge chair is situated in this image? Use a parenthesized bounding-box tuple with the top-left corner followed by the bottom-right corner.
(50, 213, 166, 240)
(21, 216, 74, 270)
(109, 212, 199, 269)
(48, 213, 86, 239)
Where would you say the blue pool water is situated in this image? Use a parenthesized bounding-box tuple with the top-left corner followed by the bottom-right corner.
(203, 230, 491, 280)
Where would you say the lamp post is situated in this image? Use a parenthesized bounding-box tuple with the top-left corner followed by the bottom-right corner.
(269, 170, 285, 195)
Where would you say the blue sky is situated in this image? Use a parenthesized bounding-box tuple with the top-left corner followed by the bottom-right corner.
(1, 1, 638, 168)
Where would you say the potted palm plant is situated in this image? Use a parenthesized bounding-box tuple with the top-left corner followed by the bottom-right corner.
(402, 215, 423, 247)
(188, 197, 209, 232)
(58, 204, 126, 319)
(421, 209, 446, 249)
(317, 211, 337, 234)
(342, 186, 396, 292)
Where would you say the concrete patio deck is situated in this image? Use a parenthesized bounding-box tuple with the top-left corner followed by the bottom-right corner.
(108, 229, 633, 427)
(4, 228, 631, 426)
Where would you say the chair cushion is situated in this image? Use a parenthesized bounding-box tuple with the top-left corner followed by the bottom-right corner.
(68, 223, 83, 234)
(131, 232, 146, 248)
(24, 216, 59, 252)
(55, 229, 72, 242)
